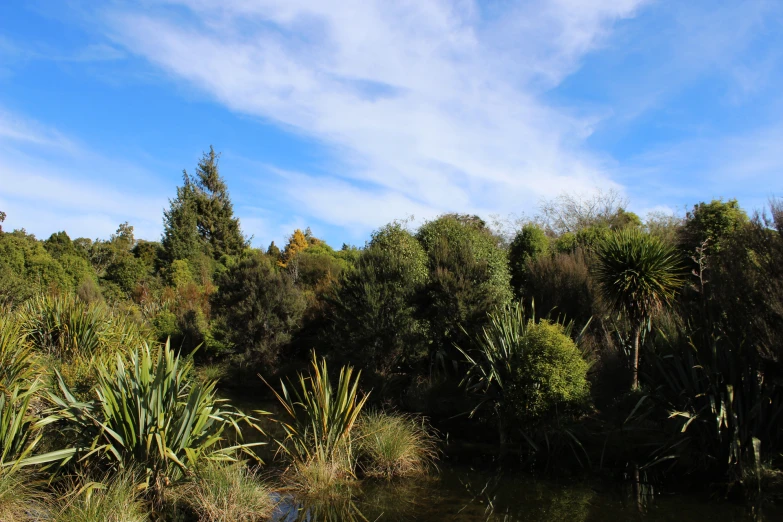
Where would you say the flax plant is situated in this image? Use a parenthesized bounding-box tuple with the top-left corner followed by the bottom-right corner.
(49, 340, 264, 499)
(264, 352, 369, 491)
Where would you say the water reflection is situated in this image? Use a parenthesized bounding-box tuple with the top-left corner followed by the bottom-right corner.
(270, 464, 778, 522)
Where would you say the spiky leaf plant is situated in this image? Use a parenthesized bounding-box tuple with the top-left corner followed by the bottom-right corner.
(49, 340, 263, 498)
(593, 229, 684, 389)
(264, 352, 369, 489)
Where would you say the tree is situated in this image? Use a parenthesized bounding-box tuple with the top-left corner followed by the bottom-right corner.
(189, 147, 246, 260)
(323, 223, 428, 374)
(278, 229, 309, 281)
(162, 173, 201, 264)
(508, 223, 548, 296)
(416, 214, 512, 372)
(162, 147, 247, 265)
(594, 229, 684, 389)
(212, 253, 306, 364)
(266, 241, 281, 259)
(0, 210, 5, 233)
(540, 190, 632, 235)
(681, 199, 748, 256)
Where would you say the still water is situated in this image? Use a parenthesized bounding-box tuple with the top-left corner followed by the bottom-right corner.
(270, 463, 780, 521)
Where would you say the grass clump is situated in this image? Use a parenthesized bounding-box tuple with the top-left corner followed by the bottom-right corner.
(186, 461, 274, 522)
(0, 468, 51, 521)
(54, 470, 147, 522)
(357, 411, 438, 479)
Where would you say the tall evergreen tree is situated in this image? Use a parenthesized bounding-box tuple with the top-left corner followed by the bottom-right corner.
(162, 147, 246, 264)
(162, 173, 200, 264)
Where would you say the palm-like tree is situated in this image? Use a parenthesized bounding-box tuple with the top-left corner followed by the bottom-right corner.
(594, 229, 684, 389)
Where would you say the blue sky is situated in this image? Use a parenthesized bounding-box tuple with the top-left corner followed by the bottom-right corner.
(1, 0, 782, 249)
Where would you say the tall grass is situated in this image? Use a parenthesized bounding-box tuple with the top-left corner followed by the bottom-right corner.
(49, 340, 264, 498)
(186, 461, 273, 522)
(265, 352, 369, 491)
(0, 311, 38, 392)
(0, 468, 51, 522)
(636, 327, 783, 480)
(357, 411, 438, 479)
(54, 470, 148, 522)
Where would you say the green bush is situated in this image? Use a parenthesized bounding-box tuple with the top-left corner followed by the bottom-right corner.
(212, 252, 306, 364)
(505, 320, 591, 421)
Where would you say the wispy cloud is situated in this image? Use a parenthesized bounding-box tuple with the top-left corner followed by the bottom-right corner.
(0, 111, 167, 240)
(99, 0, 647, 233)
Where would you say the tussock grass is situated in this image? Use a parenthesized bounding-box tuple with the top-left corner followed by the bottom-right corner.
(0, 468, 51, 522)
(54, 470, 148, 522)
(357, 411, 438, 479)
(186, 461, 274, 522)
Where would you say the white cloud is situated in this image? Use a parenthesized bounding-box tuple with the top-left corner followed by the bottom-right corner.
(0, 111, 168, 241)
(100, 0, 646, 234)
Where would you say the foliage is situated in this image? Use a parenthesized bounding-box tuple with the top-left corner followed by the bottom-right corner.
(504, 320, 591, 420)
(458, 302, 590, 444)
(48, 341, 263, 493)
(54, 470, 148, 522)
(523, 250, 596, 329)
(370, 222, 428, 286)
(279, 229, 309, 271)
(0, 312, 38, 392)
(417, 214, 512, 372)
(212, 252, 306, 363)
(162, 147, 246, 265)
(266, 352, 369, 487)
(20, 294, 150, 361)
(539, 190, 637, 235)
(104, 255, 147, 295)
(185, 461, 273, 522)
(705, 207, 783, 367)
(357, 411, 438, 478)
(0, 231, 71, 304)
(508, 223, 549, 296)
(594, 228, 684, 389)
(680, 198, 748, 256)
(639, 326, 783, 481)
(323, 239, 427, 374)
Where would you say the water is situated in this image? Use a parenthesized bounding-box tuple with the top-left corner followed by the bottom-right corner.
(270, 463, 780, 521)
(220, 390, 780, 521)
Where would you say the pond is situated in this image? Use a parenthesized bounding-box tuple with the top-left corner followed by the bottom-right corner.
(220, 390, 780, 521)
(270, 463, 780, 521)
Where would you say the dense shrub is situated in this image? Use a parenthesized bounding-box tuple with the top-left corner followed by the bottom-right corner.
(49, 342, 261, 497)
(508, 223, 549, 297)
(323, 226, 428, 374)
(504, 320, 590, 421)
(523, 250, 597, 328)
(417, 214, 512, 371)
(212, 252, 306, 364)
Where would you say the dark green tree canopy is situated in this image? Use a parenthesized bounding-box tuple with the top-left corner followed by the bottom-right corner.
(162, 146, 247, 264)
(212, 252, 306, 364)
(508, 223, 549, 295)
(681, 199, 748, 255)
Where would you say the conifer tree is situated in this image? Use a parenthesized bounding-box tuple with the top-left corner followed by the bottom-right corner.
(162, 147, 246, 264)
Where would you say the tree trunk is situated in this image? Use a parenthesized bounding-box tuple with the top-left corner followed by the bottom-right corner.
(632, 322, 642, 390)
